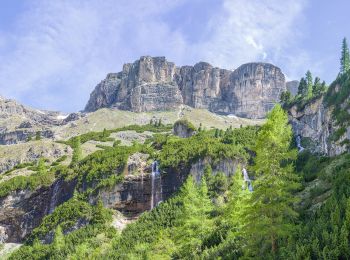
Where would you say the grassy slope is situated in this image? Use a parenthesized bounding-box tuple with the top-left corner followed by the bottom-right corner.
(54, 106, 264, 140)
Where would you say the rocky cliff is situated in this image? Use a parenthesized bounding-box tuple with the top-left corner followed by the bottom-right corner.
(288, 74, 350, 156)
(0, 150, 242, 243)
(0, 179, 76, 243)
(288, 97, 338, 155)
(85, 56, 286, 119)
(0, 96, 83, 145)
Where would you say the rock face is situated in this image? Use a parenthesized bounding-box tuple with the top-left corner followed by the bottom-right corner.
(173, 120, 196, 138)
(288, 96, 347, 156)
(85, 57, 183, 113)
(0, 96, 82, 145)
(0, 179, 76, 243)
(190, 157, 241, 183)
(85, 57, 286, 119)
(0, 149, 243, 243)
(95, 154, 242, 216)
(286, 80, 299, 96)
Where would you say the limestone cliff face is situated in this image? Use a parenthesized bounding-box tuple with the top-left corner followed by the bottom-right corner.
(0, 151, 243, 243)
(288, 96, 347, 156)
(0, 179, 76, 243)
(85, 57, 183, 112)
(85, 57, 286, 119)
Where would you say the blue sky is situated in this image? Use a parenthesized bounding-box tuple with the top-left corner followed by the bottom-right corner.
(0, 0, 349, 112)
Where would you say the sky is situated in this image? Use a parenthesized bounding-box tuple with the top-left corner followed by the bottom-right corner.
(0, 0, 349, 113)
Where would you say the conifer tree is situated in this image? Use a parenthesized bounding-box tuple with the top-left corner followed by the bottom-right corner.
(91, 199, 111, 225)
(280, 91, 292, 105)
(35, 131, 41, 141)
(225, 166, 251, 235)
(37, 158, 46, 175)
(53, 225, 65, 252)
(173, 176, 214, 257)
(71, 136, 82, 165)
(214, 128, 219, 138)
(241, 104, 300, 257)
(306, 70, 313, 98)
(102, 128, 108, 138)
(298, 77, 307, 96)
(340, 37, 350, 75)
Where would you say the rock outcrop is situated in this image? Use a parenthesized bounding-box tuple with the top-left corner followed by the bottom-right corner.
(288, 96, 347, 156)
(0, 179, 76, 242)
(85, 56, 286, 119)
(0, 96, 82, 145)
(173, 119, 196, 138)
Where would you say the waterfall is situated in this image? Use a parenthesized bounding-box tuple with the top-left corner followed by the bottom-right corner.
(242, 168, 253, 192)
(296, 135, 304, 152)
(150, 161, 161, 209)
(48, 179, 61, 214)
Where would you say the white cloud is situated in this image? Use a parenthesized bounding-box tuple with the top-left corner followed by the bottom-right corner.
(0, 0, 309, 112)
(197, 0, 308, 73)
(0, 0, 187, 112)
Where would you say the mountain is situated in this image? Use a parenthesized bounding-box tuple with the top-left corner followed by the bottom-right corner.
(85, 56, 287, 119)
(2, 59, 350, 258)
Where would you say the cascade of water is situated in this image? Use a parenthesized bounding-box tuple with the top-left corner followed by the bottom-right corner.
(242, 168, 250, 181)
(296, 135, 305, 152)
(150, 161, 161, 209)
(48, 179, 61, 214)
(242, 168, 253, 192)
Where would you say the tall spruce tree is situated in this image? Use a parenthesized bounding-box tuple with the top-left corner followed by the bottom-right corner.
(340, 37, 350, 75)
(297, 77, 308, 96)
(306, 70, 313, 98)
(241, 104, 300, 257)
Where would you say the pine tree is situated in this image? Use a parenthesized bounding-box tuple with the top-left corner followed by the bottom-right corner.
(173, 176, 214, 257)
(241, 104, 300, 257)
(71, 136, 82, 165)
(91, 199, 111, 225)
(214, 129, 219, 138)
(280, 91, 292, 105)
(198, 123, 202, 132)
(53, 225, 65, 252)
(102, 128, 108, 138)
(306, 70, 313, 99)
(340, 37, 350, 75)
(312, 77, 323, 96)
(35, 131, 41, 141)
(298, 77, 307, 96)
(37, 158, 46, 175)
(225, 166, 251, 235)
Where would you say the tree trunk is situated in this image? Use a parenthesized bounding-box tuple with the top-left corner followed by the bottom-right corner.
(271, 234, 277, 254)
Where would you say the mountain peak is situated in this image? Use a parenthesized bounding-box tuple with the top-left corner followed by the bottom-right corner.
(84, 56, 286, 119)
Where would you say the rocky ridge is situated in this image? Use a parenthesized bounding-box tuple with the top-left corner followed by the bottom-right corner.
(85, 56, 287, 119)
(0, 96, 84, 145)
